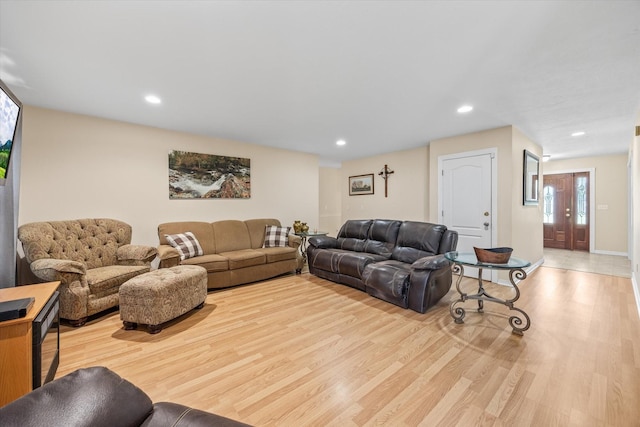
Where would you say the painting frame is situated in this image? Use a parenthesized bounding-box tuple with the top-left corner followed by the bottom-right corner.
(349, 174, 374, 196)
(523, 149, 539, 205)
(169, 150, 251, 199)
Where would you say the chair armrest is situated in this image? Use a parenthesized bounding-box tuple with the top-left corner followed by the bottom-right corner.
(30, 258, 86, 280)
(411, 254, 450, 271)
(308, 235, 338, 249)
(157, 244, 181, 268)
(147, 402, 252, 427)
(117, 244, 158, 264)
(0, 367, 153, 427)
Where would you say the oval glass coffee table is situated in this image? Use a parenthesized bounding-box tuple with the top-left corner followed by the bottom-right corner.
(445, 251, 532, 335)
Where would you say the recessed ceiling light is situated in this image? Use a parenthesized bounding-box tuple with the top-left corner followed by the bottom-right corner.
(543, 155, 551, 162)
(571, 131, 585, 137)
(336, 139, 346, 146)
(457, 105, 473, 113)
(145, 95, 162, 104)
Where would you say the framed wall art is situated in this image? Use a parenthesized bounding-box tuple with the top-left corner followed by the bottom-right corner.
(349, 174, 374, 196)
(169, 150, 250, 199)
(523, 149, 539, 205)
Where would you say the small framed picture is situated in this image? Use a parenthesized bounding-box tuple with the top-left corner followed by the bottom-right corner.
(349, 174, 374, 196)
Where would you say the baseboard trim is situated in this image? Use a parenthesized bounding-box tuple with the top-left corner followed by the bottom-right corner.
(593, 249, 628, 257)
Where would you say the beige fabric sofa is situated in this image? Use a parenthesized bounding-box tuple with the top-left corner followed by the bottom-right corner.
(157, 218, 303, 289)
(18, 219, 158, 326)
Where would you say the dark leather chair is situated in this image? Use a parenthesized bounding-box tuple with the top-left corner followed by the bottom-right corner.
(0, 367, 251, 427)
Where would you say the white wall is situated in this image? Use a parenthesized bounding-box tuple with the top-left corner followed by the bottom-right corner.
(19, 106, 319, 248)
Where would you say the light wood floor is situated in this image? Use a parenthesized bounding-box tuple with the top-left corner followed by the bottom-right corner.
(56, 267, 640, 426)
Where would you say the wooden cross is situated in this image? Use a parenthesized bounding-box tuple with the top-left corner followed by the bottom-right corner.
(378, 164, 394, 197)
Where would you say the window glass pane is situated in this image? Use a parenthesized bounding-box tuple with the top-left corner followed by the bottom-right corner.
(576, 176, 587, 225)
(543, 185, 554, 224)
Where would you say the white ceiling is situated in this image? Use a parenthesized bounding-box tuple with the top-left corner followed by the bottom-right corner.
(1, 1, 639, 166)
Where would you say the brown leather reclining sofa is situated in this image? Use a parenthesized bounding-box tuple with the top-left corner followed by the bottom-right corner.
(307, 219, 458, 313)
(0, 366, 251, 427)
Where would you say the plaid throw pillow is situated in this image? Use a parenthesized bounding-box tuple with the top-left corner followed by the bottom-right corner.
(165, 232, 204, 260)
(263, 225, 291, 248)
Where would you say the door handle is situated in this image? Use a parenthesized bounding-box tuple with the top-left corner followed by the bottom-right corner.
(483, 222, 490, 230)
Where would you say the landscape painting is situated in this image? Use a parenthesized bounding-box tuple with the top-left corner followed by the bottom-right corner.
(169, 150, 250, 199)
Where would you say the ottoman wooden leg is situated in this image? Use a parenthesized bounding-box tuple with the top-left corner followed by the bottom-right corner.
(148, 324, 162, 334)
(123, 321, 137, 330)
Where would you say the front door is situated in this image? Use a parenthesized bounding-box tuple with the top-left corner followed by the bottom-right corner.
(543, 172, 590, 251)
(440, 151, 494, 279)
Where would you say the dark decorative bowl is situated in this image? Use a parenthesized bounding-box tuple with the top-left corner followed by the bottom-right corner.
(473, 247, 513, 264)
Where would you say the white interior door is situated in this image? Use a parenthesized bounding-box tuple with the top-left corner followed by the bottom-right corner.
(439, 150, 495, 279)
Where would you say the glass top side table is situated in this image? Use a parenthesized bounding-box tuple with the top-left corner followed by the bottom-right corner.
(294, 231, 328, 266)
(445, 251, 532, 335)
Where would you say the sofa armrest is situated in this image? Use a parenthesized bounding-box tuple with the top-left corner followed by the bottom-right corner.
(288, 233, 301, 250)
(410, 254, 451, 271)
(117, 244, 158, 265)
(30, 258, 86, 280)
(144, 402, 252, 427)
(0, 367, 153, 427)
(157, 244, 181, 268)
(308, 235, 338, 249)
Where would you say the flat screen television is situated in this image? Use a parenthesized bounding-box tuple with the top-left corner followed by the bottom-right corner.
(0, 78, 22, 186)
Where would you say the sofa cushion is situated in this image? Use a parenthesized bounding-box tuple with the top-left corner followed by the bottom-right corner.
(309, 249, 386, 279)
(245, 218, 282, 249)
(165, 232, 204, 260)
(263, 225, 291, 248)
(219, 249, 266, 269)
(391, 221, 447, 263)
(158, 222, 216, 254)
(181, 253, 229, 272)
(86, 265, 150, 295)
(255, 246, 297, 263)
(213, 220, 252, 252)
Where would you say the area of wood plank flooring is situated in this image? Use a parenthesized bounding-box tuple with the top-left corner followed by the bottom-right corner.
(56, 267, 640, 426)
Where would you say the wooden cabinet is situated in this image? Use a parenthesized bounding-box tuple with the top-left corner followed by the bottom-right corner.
(0, 282, 60, 406)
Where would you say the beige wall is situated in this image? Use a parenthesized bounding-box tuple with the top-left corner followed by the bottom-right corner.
(428, 126, 544, 267)
(318, 167, 342, 236)
(543, 154, 628, 254)
(340, 146, 429, 223)
(511, 127, 544, 265)
(19, 106, 319, 248)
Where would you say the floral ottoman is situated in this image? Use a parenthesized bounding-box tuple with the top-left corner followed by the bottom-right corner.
(119, 265, 208, 334)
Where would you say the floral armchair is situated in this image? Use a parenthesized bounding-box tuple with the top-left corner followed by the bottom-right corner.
(18, 218, 157, 326)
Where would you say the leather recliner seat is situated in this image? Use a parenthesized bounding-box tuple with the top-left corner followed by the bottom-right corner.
(0, 366, 251, 427)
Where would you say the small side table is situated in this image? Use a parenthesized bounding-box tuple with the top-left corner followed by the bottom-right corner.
(445, 251, 532, 335)
(295, 231, 328, 265)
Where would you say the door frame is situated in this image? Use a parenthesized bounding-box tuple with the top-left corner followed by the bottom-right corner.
(438, 148, 499, 281)
(543, 167, 596, 253)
